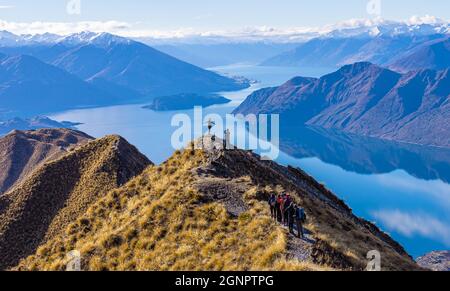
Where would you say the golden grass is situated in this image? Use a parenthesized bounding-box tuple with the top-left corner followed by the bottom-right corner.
(0, 135, 150, 270)
(284, 187, 420, 271)
(17, 149, 323, 271)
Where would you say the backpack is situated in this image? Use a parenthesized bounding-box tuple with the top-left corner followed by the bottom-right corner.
(269, 196, 276, 207)
(297, 208, 306, 222)
(300, 208, 307, 223)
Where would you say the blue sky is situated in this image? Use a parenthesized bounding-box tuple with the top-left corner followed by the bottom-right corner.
(0, 0, 448, 36)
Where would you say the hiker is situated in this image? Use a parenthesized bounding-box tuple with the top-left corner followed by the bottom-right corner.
(206, 119, 215, 135)
(295, 205, 306, 239)
(280, 194, 286, 225)
(275, 195, 283, 223)
(288, 203, 297, 234)
(283, 194, 292, 226)
(284, 201, 294, 233)
(268, 194, 277, 220)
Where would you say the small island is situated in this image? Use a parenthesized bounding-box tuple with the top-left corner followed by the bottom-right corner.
(143, 93, 231, 111)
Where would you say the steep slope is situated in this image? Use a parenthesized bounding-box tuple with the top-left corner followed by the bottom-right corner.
(0, 135, 152, 270)
(0, 55, 117, 115)
(45, 33, 249, 97)
(17, 141, 420, 271)
(234, 63, 450, 147)
(0, 128, 92, 195)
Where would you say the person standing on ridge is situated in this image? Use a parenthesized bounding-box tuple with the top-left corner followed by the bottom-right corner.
(288, 203, 296, 234)
(295, 205, 306, 239)
(206, 119, 215, 135)
(283, 194, 292, 226)
(275, 195, 283, 223)
(284, 197, 293, 230)
(268, 194, 277, 220)
(280, 194, 286, 225)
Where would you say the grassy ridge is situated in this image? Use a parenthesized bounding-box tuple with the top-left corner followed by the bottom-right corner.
(18, 149, 325, 271)
(14, 142, 421, 271)
(0, 135, 151, 270)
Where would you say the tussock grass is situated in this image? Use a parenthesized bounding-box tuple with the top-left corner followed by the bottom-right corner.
(0, 135, 150, 270)
(18, 149, 319, 271)
(16, 146, 420, 271)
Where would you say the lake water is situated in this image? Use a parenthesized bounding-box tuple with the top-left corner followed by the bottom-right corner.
(50, 64, 450, 259)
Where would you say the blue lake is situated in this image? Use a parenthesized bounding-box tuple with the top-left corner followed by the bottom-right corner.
(50, 64, 450, 259)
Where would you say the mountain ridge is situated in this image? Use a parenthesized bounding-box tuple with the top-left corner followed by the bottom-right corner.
(0, 133, 152, 270)
(234, 62, 450, 147)
(11, 137, 421, 271)
(262, 34, 449, 72)
(0, 128, 92, 195)
(0, 54, 117, 115)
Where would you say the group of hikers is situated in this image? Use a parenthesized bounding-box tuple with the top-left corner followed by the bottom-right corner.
(268, 193, 306, 238)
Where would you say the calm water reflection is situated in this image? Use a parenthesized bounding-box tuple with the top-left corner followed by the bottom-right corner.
(50, 65, 450, 258)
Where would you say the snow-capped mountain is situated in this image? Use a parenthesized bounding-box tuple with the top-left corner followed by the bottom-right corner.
(0, 31, 63, 46)
(19, 33, 64, 44)
(0, 31, 131, 47)
(1, 18, 448, 47)
(0, 30, 22, 46)
(58, 31, 131, 47)
(0, 30, 249, 117)
(262, 19, 450, 70)
(322, 20, 449, 39)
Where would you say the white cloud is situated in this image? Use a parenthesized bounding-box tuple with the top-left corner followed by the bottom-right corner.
(375, 171, 450, 208)
(0, 20, 131, 36)
(0, 15, 447, 43)
(0, 5, 13, 9)
(408, 15, 444, 25)
(372, 209, 450, 246)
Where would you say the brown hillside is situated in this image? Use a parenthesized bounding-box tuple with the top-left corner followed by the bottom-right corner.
(0, 135, 152, 270)
(0, 129, 92, 195)
(17, 138, 421, 271)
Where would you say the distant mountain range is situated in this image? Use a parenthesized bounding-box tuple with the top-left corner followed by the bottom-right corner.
(234, 62, 450, 148)
(389, 37, 450, 72)
(0, 31, 248, 116)
(262, 34, 449, 72)
(152, 43, 300, 68)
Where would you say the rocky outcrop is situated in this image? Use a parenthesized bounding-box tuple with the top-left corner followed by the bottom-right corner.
(417, 251, 450, 271)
